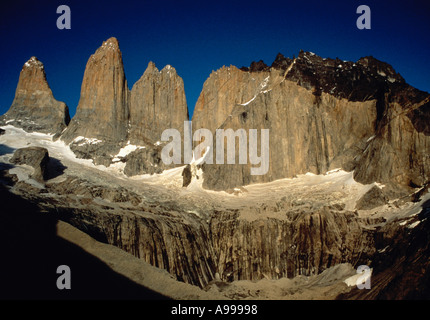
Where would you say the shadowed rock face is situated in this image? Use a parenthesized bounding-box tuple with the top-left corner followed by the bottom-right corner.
(9, 147, 49, 182)
(209, 208, 376, 282)
(193, 51, 430, 195)
(0, 57, 70, 135)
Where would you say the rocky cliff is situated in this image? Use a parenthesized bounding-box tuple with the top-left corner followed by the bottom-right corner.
(209, 208, 375, 282)
(59, 37, 189, 171)
(61, 37, 129, 144)
(60, 37, 129, 165)
(129, 62, 188, 145)
(193, 51, 430, 196)
(0, 57, 70, 135)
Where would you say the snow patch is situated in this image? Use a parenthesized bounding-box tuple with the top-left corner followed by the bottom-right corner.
(407, 221, 421, 229)
(8, 166, 45, 189)
(112, 143, 145, 162)
(240, 96, 257, 106)
(239, 76, 270, 106)
(73, 136, 103, 146)
(325, 168, 341, 175)
(366, 135, 376, 142)
(374, 182, 385, 189)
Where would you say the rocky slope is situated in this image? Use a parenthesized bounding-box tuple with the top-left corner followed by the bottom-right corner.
(1, 125, 429, 299)
(192, 51, 430, 196)
(0, 57, 70, 135)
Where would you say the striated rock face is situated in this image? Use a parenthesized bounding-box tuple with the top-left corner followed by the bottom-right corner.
(0, 57, 70, 135)
(196, 72, 377, 190)
(59, 37, 189, 171)
(209, 207, 375, 283)
(129, 62, 188, 145)
(60, 38, 129, 165)
(353, 94, 430, 194)
(192, 65, 271, 135)
(61, 37, 129, 145)
(193, 51, 430, 194)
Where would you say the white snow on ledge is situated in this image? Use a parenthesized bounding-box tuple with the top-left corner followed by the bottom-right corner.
(366, 135, 376, 142)
(112, 143, 145, 162)
(239, 76, 270, 106)
(73, 136, 103, 146)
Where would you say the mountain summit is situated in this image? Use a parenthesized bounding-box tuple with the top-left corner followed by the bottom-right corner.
(0, 56, 70, 135)
(61, 37, 129, 146)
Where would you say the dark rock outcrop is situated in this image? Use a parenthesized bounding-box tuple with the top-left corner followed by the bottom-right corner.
(0, 57, 70, 135)
(123, 147, 165, 176)
(182, 165, 192, 187)
(355, 186, 389, 210)
(10, 147, 49, 182)
(270, 52, 293, 70)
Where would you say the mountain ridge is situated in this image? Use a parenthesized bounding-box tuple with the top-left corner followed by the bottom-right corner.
(1, 37, 429, 194)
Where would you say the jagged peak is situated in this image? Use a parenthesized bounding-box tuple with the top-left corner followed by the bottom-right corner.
(23, 56, 44, 70)
(161, 64, 177, 74)
(101, 37, 119, 50)
(144, 61, 160, 74)
(90, 37, 123, 64)
(357, 56, 404, 83)
(271, 52, 293, 70)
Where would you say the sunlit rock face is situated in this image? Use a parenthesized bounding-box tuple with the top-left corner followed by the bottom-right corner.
(0, 56, 70, 135)
(192, 51, 430, 195)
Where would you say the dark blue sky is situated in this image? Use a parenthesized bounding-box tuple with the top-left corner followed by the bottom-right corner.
(1, 0, 429, 118)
